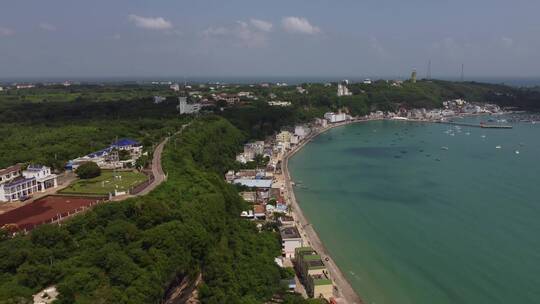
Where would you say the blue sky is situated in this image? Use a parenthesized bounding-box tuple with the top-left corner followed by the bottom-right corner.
(1, 0, 539, 79)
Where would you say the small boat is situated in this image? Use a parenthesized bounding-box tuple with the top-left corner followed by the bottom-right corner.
(465, 132, 471, 136)
(441, 146, 449, 150)
(496, 145, 501, 149)
(481, 135, 486, 139)
(515, 150, 520, 154)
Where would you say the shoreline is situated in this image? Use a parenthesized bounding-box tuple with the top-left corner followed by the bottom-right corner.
(282, 119, 366, 304)
(281, 113, 507, 303)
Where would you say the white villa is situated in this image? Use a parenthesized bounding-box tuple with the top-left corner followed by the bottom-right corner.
(0, 164, 58, 202)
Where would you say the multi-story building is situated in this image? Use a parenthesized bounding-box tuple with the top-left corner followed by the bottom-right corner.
(295, 247, 334, 299)
(276, 131, 292, 143)
(22, 165, 57, 192)
(280, 226, 303, 258)
(337, 82, 352, 97)
(178, 97, 201, 114)
(0, 164, 58, 202)
(324, 112, 348, 123)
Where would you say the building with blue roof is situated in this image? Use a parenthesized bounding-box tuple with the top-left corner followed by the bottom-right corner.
(67, 138, 143, 170)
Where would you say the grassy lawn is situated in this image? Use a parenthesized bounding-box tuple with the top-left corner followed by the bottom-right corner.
(60, 170, 148, 195)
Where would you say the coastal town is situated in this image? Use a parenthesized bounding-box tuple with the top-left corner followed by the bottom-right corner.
(0, 76, 512, 303)
(221, 94, 505, 303)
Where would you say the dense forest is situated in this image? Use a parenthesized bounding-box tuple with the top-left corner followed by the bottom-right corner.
(0, 98, 185, 169)
(0, 116, 317, 304)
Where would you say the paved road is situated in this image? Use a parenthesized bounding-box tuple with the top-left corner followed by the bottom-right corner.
(283, 124, 364, 304)
(128, 123, 189, 198)
(133, 136, 169, 196)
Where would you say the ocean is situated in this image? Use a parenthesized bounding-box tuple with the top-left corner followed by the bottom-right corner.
(288, 116, 540, 304)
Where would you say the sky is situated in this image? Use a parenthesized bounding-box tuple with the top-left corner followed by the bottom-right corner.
(1, 0, 540, 79)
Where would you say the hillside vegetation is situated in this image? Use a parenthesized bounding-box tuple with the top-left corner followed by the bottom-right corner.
(0, 117, 311, 304)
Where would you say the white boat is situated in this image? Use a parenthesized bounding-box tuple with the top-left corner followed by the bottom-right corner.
(515, 150, 520, 154)
(496, 145, 501, 149)
(481, 135, 486, 138)
(441, 146, 449, 150)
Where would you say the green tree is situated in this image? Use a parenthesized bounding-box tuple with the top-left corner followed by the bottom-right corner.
(75, 162, 101, 179)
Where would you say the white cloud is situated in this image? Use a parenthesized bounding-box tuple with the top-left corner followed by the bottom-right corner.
(281, 17, 320, 35)
(0, 27, 14, 37)
(39, 23, 57, 31)
(203, 20, 270, 48)
(250, 19, 273, 32)
(128, 14, 172, 30)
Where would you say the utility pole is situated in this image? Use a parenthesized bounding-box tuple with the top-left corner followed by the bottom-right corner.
(427, 60, 432, 80)
(460, 64, 464, 82)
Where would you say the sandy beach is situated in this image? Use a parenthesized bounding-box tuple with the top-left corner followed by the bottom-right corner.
(282, 120, 364, 304)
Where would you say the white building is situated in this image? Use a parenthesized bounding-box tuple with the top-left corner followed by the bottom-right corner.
(276, 131, 292, 143)
(280, 226, 304, 258)
(363, 79, 372, 85)
(337, 83, 352, 97)
(178, 97, 201, 114)
(296, 86, 307, 94)
(268, 101, 292, 107)
(0, 164, 58, 202)
(170, 83, 180, 92)
(294, 125, 310, 139)
(324, 112, 348, 123)
(67, 139, 143, 170)
(153, 96, 166, 104)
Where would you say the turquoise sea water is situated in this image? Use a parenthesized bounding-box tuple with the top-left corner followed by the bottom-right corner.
(289, 116, 540, 304)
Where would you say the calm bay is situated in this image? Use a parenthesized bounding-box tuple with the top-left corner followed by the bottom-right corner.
(289, 116, 540, 304)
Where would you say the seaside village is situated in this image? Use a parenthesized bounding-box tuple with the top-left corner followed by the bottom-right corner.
(225, 118, 340, 301)
(0, 139, 144, 203)
(224, 96, 504, 302)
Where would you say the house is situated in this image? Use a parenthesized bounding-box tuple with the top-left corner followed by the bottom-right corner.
(294, 247, 333, 299)
(16, 84, 35, 89)
(0, 164, 57, 203)
(279, 215, 295, 226)
(337, 82, 352, 97)
(22, 165, 57, 192)
(253, 204, 266, 219)
(307, 273, 333, 299)
(268, 101, 292, 107)
(178, 97, 201, 114)
(280, 226, 303, 258)
(324, 112, 347, 123)
(240, 191, 257, 203)
(67, 138, 143, 170)
(217, 93, 240, 104)
(233, 179, 273, 189)
(294, 125, 310, 139)
(153, 96, 166, 104)
(276, 131, 292, 143)
(170, 83, 180, 92)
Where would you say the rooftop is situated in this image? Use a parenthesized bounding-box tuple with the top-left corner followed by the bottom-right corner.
(253, 204, 265, 214)
(112, 138, 140, 147)
(311, 273, 332, 286)
(0, 164, 22, 176)
(280, 226, 301, 240)
(233, 178, 273, 189)
(4, 176, 35, 188)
